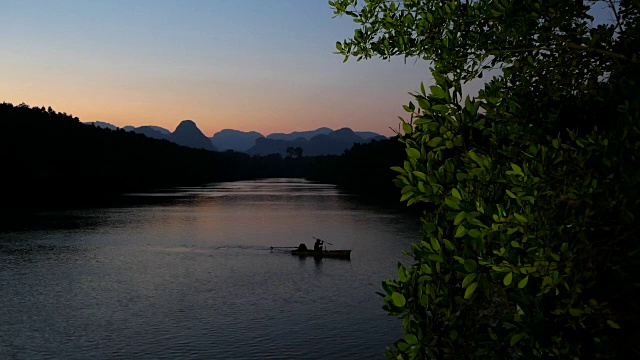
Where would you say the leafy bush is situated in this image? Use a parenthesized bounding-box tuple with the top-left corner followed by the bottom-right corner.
(332, 0, 640, 358)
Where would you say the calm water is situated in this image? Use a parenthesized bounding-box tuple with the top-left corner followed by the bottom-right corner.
(0, 179, 419, 359)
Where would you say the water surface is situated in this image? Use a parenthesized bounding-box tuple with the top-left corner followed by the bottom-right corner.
(0, 179, 419, 359)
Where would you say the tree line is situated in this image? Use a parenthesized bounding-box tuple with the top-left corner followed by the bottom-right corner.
(0, 102, 404, 212)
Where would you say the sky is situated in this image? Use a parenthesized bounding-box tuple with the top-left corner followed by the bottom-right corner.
(1, 1, 615, 137)
(0, 0, 433, 137)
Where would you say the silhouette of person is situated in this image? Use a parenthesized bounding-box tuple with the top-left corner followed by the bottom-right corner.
(314, 238, 324, 252)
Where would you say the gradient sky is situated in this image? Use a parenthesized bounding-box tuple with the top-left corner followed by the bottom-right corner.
(1, 1, 614, 137)
(1, 0, 434, 136)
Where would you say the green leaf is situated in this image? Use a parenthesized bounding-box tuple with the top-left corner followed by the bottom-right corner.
(427, 137, 443, 147)
(514, 213, 528, 223)
(455, 225, 467, 238)
(396, 341, 409, 352)
(464, 96, 474, 113)
(464, 259, 477, 273)
(406, 148, 421, 159)
(504, 272, 513, 286)
(402, 122, 412, 134)
(518, 275, 529, 288)
(454, 211, 466, 225)
(607, 320, 621, 329)
(405, 334, 419, 345)
(412, 171, 427, 181)
(464, 282, 478, 299)
(510, 163, 524, 176)
(445, 196, 461, 210)
(430, 237, 441, 252)
(506, 190, 517, 198)
(391, 166, 406, 174)
(428, 254, 444, 263)
(468, 151, 484, 167)
(462, 273, 477, 288)
(510, 332, 526, 346)
(417, 97, 430, 110)
(443, 239, 455, 251)
(569, 308, 582, 317)
(398, 266, 408, 282)
(430, 85, 447, 99)
(560, 242, 568, 252)
(451, 188, 461, 200)
(468, 229, 481, 237)
(431, 104, 448, 112)
(392, 292, 406, 307)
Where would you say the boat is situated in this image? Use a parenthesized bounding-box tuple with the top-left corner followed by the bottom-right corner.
(291, 249, 352, 259)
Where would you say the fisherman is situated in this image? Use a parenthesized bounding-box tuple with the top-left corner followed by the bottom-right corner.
(313, 238, 324, 252)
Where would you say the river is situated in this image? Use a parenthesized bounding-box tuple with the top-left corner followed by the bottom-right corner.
(0, 178, 419, 359)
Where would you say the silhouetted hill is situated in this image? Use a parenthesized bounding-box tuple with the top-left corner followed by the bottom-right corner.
(85, 121, 119, 131)
(327, 127, 362, 142)
(121, 125, 171, 135)
(146, 125, 171, 135)
(90, 122, 210, 150)
(247, 137, 308, 157)
(134, 126, 172, 141)
(211, 129, 264, 152)
(248, 127, 376, 156)
(172, 120, 216, 151)
(267, 127, 333, 141)
(355, 131, 386, 140)
(84, 122, 385, 154)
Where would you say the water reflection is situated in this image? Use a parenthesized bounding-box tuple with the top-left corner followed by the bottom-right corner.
(0, 178, 419, 359)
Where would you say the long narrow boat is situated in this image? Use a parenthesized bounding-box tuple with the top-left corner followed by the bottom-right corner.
(291, 249, 352, 259)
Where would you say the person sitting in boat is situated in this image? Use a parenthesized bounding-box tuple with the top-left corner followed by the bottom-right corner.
(297, 243, 307, 251)
(314, 238, 324, 252)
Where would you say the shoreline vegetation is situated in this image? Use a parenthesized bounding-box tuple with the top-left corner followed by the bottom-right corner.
(330, 0, 640, 357)
(0, 102, 410, 214)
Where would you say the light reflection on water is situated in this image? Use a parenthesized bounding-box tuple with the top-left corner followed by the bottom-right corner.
(0, 178, 419, 359)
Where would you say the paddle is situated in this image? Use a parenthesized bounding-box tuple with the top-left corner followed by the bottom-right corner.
(312, 236, 333, 245)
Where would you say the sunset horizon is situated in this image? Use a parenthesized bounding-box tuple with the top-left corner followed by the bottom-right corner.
(2, 0, 431, 137)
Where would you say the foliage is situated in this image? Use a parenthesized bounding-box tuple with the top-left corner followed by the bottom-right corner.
(331, 0, 640, 358)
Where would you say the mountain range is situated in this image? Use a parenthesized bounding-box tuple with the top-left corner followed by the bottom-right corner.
(84, 121, 385, 156)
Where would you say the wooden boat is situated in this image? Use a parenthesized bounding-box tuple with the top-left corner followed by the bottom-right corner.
(291, 249, 352, 259)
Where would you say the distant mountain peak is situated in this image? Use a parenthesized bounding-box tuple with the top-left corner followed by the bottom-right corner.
(211, 129, 264, 152)
(175, 119, 198, 131)
(84, 121, 118, 131)
(173, 120, 215, 151)
(248, 127, 382, 156)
